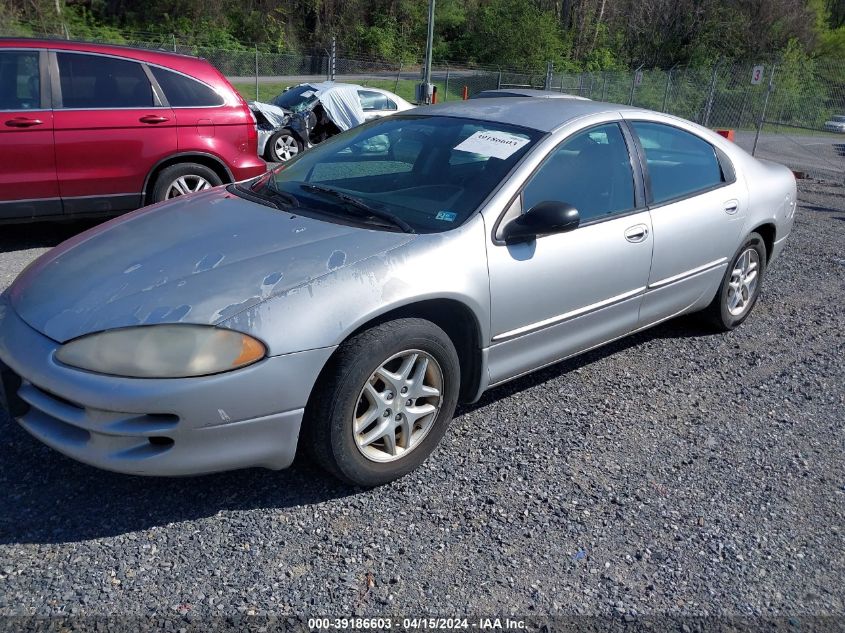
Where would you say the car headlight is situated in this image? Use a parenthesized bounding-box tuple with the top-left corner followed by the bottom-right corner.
(55, 325, 266, 378)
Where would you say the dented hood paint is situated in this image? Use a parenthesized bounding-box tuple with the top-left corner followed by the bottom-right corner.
(9, 188, 414, 343)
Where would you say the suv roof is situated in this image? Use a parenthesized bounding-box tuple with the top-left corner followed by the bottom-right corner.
(0, 38, 220, 86)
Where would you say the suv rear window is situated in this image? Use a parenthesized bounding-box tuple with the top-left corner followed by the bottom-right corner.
(150, 66, 224, 107)
(57, 52, 154, 109)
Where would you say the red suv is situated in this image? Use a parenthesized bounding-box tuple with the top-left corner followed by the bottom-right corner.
(0, 39, 266, 222)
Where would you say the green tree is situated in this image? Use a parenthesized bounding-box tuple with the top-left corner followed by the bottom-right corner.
(464, 0, 565, 69)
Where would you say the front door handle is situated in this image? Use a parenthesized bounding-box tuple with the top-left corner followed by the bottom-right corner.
(5, 117, 44, 128)
(624, 224, 649, 243)
(139, 115, 170, 124)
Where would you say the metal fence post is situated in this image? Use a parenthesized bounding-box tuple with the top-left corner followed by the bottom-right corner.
(752, 63, 776, 156)
(601, 71, 608, 101)
(545, 62, 553, 90)
(329, 36, 336, 81)
(629, 65, 642, 105)
(395, 61, 402, 94)
(254, 46, 259, 101)
(172, 33, 176, 52)
(703, 61, 720, 127)
(444, 65, 450, 101)
(662, 66, 675, 112)
(497, 68, 502, 89)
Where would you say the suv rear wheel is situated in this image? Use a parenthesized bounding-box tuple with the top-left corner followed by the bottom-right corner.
(152, 163, 222, 202)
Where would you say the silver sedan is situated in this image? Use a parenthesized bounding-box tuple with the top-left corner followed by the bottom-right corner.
(0, 98, 797, 486)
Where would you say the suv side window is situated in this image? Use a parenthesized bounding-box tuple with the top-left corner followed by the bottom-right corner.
(150, 66, 224, 107)
(631, 121, 724, 204)
(0, 50, 40, 110)
(358, 90, 391, 111)
(57, 52, 153, 108)
(523, 123, 635, 223)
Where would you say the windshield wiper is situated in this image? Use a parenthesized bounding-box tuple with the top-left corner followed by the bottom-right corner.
(301, 183, 414, 233)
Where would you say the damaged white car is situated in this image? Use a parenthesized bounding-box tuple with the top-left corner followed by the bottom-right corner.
(251, 82, 414, 162)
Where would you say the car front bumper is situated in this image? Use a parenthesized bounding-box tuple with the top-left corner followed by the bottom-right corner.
(0, 295, 335, 476)
(257, 129, 273, 157)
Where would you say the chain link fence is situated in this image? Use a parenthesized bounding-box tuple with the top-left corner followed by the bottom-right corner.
(4, 30, 845, 181)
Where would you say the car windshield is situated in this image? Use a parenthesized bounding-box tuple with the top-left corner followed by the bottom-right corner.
(271, 84, 319, 112)
(251, 115, 542, 233)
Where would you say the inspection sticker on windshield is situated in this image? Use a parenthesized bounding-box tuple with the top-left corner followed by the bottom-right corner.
(454, 130, 530, 159)
(436, 211, 457, 222)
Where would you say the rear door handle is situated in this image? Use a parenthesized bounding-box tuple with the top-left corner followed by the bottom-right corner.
(724, 200, 739, 215)
(5, 117, 44, 128)
(139, 115, 169, 124)
(624, 224, 649, 243)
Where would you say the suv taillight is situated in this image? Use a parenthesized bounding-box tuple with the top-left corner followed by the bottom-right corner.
(242, 104, 258, 151)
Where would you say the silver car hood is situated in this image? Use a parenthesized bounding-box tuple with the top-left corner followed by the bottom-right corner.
(9, 188, 413, 343)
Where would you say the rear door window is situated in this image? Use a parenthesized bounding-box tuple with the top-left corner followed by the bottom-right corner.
(57, 52, 154, 108)
(358, 90, 394, 111)
(0, 50, 41, 110)
(631, 121, 724, 204)
(150, 66, 224, 107)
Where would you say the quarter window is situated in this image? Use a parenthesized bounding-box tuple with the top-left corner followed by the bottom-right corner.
(57, 53, 154, 108)
(522, 123, 635, 223)
(150, 66, 224, 107)
(0, 50, 41, 110)
(632, 122, 724, 204)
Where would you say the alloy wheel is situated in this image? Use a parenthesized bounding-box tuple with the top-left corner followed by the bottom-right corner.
(352, 350, 444, 463)
(275, 136, 299, 161)
(727, 247, 760, 316)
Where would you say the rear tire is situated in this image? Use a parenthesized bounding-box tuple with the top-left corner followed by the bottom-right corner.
(704, 232, 767, 331)
(151, 163, 221, 203)
(304, 318, 460, 487)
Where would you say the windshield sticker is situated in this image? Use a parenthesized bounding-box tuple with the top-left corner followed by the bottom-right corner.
(301, 90, 315, 98)
(454, 131, 530, 160)
(435, 211, 457, 222)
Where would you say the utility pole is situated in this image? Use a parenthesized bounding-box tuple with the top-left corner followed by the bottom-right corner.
(418, 0, 436, 104)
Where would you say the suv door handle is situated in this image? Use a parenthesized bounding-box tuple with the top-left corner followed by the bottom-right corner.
(624, 224, 649, 243)
(5, 117, 44, 128)
(139, 115, 170, 124)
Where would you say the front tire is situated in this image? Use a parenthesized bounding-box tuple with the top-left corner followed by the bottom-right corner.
(266, 130, 302, 162)
(305, 318, 460, 487)
(705, 232, 767, 331)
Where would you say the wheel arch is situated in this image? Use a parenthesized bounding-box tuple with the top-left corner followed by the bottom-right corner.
(143, 152, 234, 203)
(749, 222, 776, 263)
(311, 298, 486, 406)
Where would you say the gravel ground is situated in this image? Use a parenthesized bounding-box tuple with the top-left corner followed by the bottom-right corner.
(0, 180, 843, 621)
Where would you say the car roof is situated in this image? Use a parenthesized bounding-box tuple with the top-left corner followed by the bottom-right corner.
(411, 97, 639, 133)
(476, 88, 588, 100)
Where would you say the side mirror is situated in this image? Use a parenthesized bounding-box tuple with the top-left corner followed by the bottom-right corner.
(502, 201, 580, 243)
